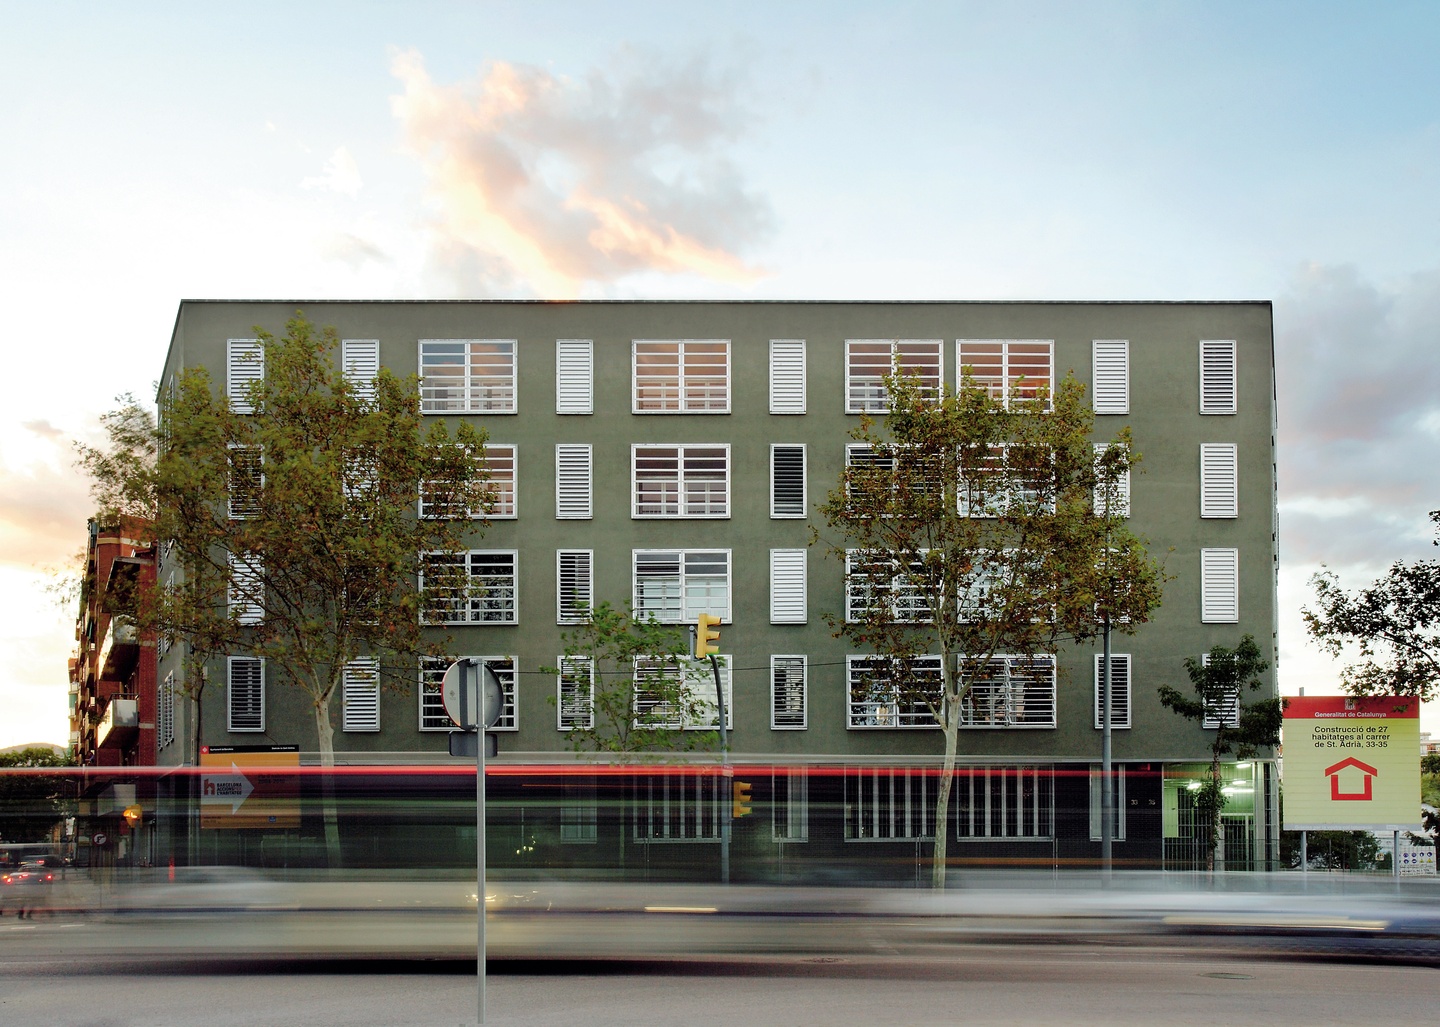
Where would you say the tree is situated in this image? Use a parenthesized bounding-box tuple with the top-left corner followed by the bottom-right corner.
(545, 600, 720, 758)
(815, 371, 1164, 889)
(1280, 830, 1389, 871)
(78, 313, 490, 865)
(0, 748, 71, 845)
(1304, 511, 1440, 700)
(1157, 635, 1283, 871)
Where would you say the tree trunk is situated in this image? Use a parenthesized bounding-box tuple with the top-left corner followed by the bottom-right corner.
(1206, 752, 1221, 875)
(314, 698, 342, 870)
(930, 709, 960, 890)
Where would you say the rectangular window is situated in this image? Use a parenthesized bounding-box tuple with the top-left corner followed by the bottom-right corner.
(1091, 339, 1129, 414)
(1199, 653, 1242, 729)
(557, 656, 594, 730)
(1200, 548, 1240, 623)
(419, 339, 516, 414)
(632, 445, 729, 518)
(633, 340, 730, 413)
(770, 445, 806, 518)
(845, 767, 936, 840)
(555, 444, 593, 519)
(478, 657, 518, 730)
(846, 655, 942, 728)
(634, 772, 723, 843)
(421, 551, 519, 624)
(845, 339, 943, 413)
(1089, 766, 1127, 842)
(228, 445, 263, 519)
(770, 549, 807, 624)
(772, 767, 809, 842)
(227, 339, 263, 413)
(481, 444, 517, 518)
(1093, 653, 1132, 730)
(770, 656, 807, 730)
(342, 658, 380, 732)
(418, 657, 451, 731)
(228, 553, 263, 625)
(227, 656, 264, 732)
(769, 339, 806, 414)
(560, 776, 598, 844)
(960, 444, 1055, 517)
(555, 339, 593, 414)
(1199, 339, 1237, 414)
(1093, 443, 1131, 518)
(845, 550, 931, 624)
(1200, 443, 1238, 518)
(342, 339, 380, 402)
(633, 549, 731, 624)
(157, 671, 175, 751)
(958, 656, 1057, 728)
(957, 339, 1054, 409)
(419, 446, 484, 519)
(955, 765, 1053, 840)
(633, 657, 733, 730)
(557, 549, 594, 624)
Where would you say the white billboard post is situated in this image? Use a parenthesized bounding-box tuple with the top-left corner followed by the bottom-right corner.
(442, 658, 503, 1026)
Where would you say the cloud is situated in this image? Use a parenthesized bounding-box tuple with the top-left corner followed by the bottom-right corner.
(0, 460, 93, 571)
(319, 231, 388, 270)
(22, 420, 65, 442)
(301, 146, 363, 198)
(389, 48, 773, 297)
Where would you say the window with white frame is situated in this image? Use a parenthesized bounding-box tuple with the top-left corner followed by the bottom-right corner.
(632, 445, 729, 517)
(1091, 340, 1129, 414)
(846, 655, 942, 729)
(772, 767, 809, 842)
(560, 775, 598, 844)
(1200, 548, 1239, 623)
(476, 657, 518, 730)
(844, 767, 936, 840)
(958, 656, 1057, 728)
(157, 671, 176, 750)
(1199, 339, 1237, 414)
(1093, 653, 1132, 729)
(1093, 443, 1131, 518)
(343, 452, 378, 504)
(633, 656, 733, 730)
(227, 656, 264, 732)
(419, 339, 516, 414)
(418, 657, 451, 730)
(845, 550, 931, 624)
(1199, 652, 1241, 728)
(1089, 765, 1127, 841)
(227, 339, 263, 413)
(955, 765, 1054, 840)
(421, 551, 519, 624)
(957, 339, 1054, 409)
(770, 549, 807, 624)
(342, 339, 379, 402)
(845, 339, 943, 413)
(556, 656, 594, 730)
(634, 772, 723, 842)
(770, 445, 806, 518)
(557, 549, 593, 624)
(633, 550, 730, 624)
(770, 656, 807, 730)
(228, 553, 263, 625)
(228, 445, 262, 519)
(555, 339, 593, 414)
(769, 339, 806, 413)
(555, 444, 592, 519)
(632, 340, 730, 413)
(960, 444, 1055, 517)
(342, 658, 380, 732)
(1200, 443, 1238, 518)
(420, 445, 512, 519)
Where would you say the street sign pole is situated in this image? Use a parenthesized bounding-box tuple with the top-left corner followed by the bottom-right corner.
(469, 659, 486, 1026)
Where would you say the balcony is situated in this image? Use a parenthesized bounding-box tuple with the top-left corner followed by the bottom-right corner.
(99, 615, 139, 682)
(97, 698, 138, 750)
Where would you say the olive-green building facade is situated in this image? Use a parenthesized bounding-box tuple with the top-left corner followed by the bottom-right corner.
(155, 299, 1278, 871)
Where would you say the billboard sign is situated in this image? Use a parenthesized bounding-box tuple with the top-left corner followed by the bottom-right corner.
(200, 745, 300, 829)
(1282, 696, 1419, 831)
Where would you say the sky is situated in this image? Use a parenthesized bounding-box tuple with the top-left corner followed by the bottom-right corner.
(2, 1, 1438, 748)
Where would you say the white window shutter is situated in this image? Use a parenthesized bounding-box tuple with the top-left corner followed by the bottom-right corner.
(342, 339, 380, 400)
(770, 445, 806, 518)
(1200, 443, 1238, 518)
(342, 659, 380, 732)
(1093, 443, 1131, 517)
(556, 339, 594, 414)
(555, 444, 593, 519)
(557, 549, 594, 623)
(227, 339, 263, 413)
(770, 656, 807, 729)
(229, 553, 264, 625)
(227, 656, 264, 732)
(1093, 653, 1132, 729)
(1199, 340, 1237, 414)
(770, 549, 807, 624)
(557, 656, 594, 730)
(1200, 548, 1240, 623)
(769, 339, 806, 414)
(1092, 340, 1129, 414)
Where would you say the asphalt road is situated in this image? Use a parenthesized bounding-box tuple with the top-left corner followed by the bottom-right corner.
(0, 946, 1433, 1027)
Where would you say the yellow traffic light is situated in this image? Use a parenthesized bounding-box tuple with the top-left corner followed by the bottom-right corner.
(732, 779, 752, 818)
(696, 613, 722, 658)
(122, 804, 142, 827)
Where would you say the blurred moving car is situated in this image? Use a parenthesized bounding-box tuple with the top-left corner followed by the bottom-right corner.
(0, 860, 56, 919)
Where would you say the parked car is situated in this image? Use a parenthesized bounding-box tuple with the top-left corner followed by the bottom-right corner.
(0, 861, 56, 918)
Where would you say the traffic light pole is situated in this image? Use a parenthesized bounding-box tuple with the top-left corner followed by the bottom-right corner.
(710, 652, 730, 886)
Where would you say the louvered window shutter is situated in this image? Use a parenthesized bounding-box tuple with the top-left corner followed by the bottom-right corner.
(343, 659, 380, 732)
(1199, 340, 1237, 414)
(557, 550, 594, 623)
(1200, 548, 1239, 623)
(342, 339, 380, 401)
(1200, 443, 1238, 518)
(1093, 653, 1132, 729)
(769, 339, 806, 413)
(556, 339, 594, 414)
(1092, 340, 1129, 414)
(227, 339, 264, 413)
(770, 445, 806, 518)
(227, 657, 265, 732)
(771, 656, 807, 729)
(770, 549, 807, 624)
(229, 553, 264, 625)
(555, 444, 593, 519)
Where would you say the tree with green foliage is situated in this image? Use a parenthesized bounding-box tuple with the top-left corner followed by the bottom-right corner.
(77, 313, 490, 864)
(1157, 635, 1283, 871)
(1304, 510, 1440, 700)
(815, 371, 1165, 889)
(0, 748, 71, 845)
(1280, 830, 1390, 871)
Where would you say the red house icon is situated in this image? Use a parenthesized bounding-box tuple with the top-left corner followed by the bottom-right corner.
(1325, 757, 1378, 801)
